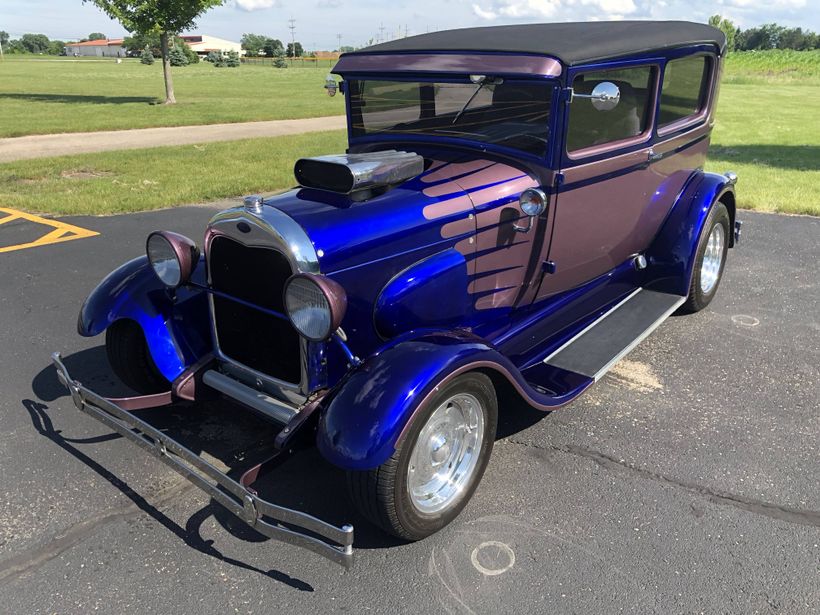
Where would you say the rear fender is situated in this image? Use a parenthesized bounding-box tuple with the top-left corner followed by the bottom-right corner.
(646, 171, 736, 297)
(77, 256, 211, 381)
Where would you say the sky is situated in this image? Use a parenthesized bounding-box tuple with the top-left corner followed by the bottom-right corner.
(2, 0, 819, 50)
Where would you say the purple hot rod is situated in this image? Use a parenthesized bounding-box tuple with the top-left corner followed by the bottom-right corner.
(53, 21, 740, 567)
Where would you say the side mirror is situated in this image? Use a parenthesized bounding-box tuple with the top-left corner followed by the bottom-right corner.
(324, 75, 338, 97)
(572, 81, 621, 111)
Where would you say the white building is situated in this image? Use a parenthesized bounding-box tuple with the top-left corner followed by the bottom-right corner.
(180, 35, 243, 57)
(65, 38, 125, 57)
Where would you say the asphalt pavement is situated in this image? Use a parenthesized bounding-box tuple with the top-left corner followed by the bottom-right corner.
(0, 205, 817, 614)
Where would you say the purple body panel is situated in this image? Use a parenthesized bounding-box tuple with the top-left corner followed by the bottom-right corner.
(541, 123, 711, 298)
(420, 159, 541, 310)
(333, 53, 563, 77)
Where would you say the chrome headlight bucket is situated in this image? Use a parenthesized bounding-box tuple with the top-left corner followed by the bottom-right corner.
(284, 273, 347, 342)
(146, 231, 199, 288)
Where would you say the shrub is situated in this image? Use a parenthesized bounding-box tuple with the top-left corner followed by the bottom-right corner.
(204, 50, 222, 64)
(140, 48, 155, 65)
(225, 51, 241, 68)
(181, 43, 199, 64)
(272, 48, 287, 68)
(169, 46, 189, 67)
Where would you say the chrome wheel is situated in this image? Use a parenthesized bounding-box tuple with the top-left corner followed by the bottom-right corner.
(408, 392, 485, 514)
(700, 223, 725, 294)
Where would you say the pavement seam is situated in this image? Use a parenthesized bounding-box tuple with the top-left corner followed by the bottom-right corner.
(504, 438, 820, 528)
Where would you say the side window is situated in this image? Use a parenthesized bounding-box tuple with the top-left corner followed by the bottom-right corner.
(658, 56, 710, 127)
(567, 66, 655, 154)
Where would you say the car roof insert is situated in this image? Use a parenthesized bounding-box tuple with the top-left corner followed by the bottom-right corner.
(341, 21, 726, 67)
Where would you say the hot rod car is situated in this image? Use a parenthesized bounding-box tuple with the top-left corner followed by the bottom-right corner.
(54, 21, 740, 567)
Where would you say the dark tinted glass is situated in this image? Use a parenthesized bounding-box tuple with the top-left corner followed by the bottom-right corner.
(349, 79, 554, 157)
(659, 56, 710, 127)
(567, 66, 654, 153)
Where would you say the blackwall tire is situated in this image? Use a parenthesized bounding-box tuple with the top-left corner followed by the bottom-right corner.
(105, 320, 169, 394)
(346, 372, 498, 541)
(680, 202, 730, 313)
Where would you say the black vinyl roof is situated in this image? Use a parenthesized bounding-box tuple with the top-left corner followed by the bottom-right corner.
(344, 21, 726, 66)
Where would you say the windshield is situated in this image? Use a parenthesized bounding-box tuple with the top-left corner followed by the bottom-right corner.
(348, 78, 554, 158)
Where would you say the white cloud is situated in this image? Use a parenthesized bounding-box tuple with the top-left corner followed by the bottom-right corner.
(235, 0, 278, 10)
(473, 3, 499, 19)
(471, 0, 638, 22)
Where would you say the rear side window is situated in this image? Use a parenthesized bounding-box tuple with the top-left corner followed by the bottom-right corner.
(658, 56, 710, 127)
(567, 66, 655, 154)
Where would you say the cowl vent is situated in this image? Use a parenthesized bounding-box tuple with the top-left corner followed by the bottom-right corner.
(294, 150, 424, 195)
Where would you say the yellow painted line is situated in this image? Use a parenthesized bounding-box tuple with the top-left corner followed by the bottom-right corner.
(0, 207, 99, 254)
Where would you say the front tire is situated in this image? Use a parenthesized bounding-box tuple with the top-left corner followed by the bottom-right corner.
(681, 202, 730, 313)
(346, 372, 498, 540)
(105, 320, 169, 394)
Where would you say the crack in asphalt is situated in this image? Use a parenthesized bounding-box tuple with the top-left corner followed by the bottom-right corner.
(0, 479, 195, 585)
(505, 438, 820, 528)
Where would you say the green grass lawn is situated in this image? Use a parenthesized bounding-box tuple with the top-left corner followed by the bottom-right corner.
(0, 131, 347, 215)
(0, 58, 344, 138)
(0, 51, 817, 216)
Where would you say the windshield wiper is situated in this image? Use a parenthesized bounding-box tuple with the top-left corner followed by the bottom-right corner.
(453, 82, 486, 125)
(452, 75, 503, 126)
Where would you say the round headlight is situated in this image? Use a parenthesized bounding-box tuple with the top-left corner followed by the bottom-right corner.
(519, 188, 548, 217)
(284, 274, 347, 342)
(146, 231, 199, 288)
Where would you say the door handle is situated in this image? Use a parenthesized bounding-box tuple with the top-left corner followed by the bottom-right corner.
(647, 148, 663, 163)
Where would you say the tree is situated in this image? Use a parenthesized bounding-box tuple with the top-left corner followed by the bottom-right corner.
(169, 45, 188, 66)
(87, 32, 107, 41)
(48, 40, 67, 55)
(20, 33, 51, 54)
(263, 37, 283, 57)
(84, 0, 224, 104)
(272, 47, 287, 68)
(0, 31, 9, 47)
(708, 15, 737, 52)
(241, 33, 267, 56)
(140, 47, 155, 64)
(286, 41, 303, 57)
(224, 51, 240, 67)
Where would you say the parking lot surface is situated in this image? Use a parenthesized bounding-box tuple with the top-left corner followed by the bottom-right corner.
(0, 206, 817, 614)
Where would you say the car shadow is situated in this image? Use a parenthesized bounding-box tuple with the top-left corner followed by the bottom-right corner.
(0, 93, 159, 105)
(27, 348, 550, 577)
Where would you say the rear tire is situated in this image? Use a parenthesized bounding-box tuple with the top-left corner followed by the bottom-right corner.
(680, 202, 730, 313)
(105, 320, 169, 394)
(346, 372, 497, 541)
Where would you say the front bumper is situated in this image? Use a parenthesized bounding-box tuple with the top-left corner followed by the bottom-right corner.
(52, 352, 354, 568)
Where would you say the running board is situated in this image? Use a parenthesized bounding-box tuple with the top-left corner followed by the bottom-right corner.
(541, 288, 685, 381)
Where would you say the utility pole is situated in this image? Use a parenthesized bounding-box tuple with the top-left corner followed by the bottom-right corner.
(378, 23, 386, 44)
(337, 33, 342, 52)
(288, 17, 296, 64)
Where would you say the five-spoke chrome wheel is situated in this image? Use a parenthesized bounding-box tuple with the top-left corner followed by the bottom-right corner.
(346, 372, 497, 541)
(408, 392, 485, 514)
(700, 223, 725, 295)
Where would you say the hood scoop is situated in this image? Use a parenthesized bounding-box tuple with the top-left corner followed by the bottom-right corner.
(294, 150, 424, 196)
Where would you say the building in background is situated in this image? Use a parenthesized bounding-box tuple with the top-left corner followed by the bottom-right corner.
(180, 35, 243, 57)
(65, 38, 125, 57)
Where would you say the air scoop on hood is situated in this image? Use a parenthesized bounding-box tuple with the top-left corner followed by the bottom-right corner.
(294, 150, 424, 195)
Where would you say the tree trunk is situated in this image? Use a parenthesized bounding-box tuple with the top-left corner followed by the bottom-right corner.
(160, 31, 176, 105)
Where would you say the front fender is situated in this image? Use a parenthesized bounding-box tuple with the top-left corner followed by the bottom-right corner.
(316, 331, 504, 471)
(78, 256, 211, 381)
(647, 171, 736, 296)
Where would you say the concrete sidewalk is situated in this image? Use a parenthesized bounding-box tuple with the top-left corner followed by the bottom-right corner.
(0, 115, 346, 163)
